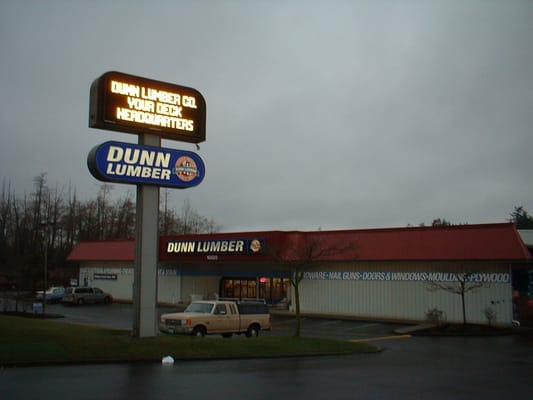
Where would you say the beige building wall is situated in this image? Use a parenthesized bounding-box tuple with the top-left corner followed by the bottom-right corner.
(178, 275, 220, 304)
(79, 263, 220, 305)
(80, 262, 133, 302)
(78, 259, 515, 325)
(297, 261, 513, 325)
(157, 271, 181, 304)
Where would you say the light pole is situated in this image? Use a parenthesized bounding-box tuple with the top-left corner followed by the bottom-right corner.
(41, 221, 49, 316)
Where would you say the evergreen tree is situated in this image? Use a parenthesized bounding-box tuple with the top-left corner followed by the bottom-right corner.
(510, 206, 533, 229)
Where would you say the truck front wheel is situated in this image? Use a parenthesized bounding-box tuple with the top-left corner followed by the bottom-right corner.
(246, 324, 260, 338)
(192, 326, 206, 337)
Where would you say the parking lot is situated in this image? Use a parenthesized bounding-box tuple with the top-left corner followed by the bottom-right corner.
(3, 302, 533, 400)
(40, 302, 412, 340)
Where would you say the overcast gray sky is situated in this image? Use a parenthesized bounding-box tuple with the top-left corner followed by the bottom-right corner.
(1, 0, 532, 232)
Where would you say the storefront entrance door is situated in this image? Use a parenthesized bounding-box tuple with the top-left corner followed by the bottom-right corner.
(222, 278, 257, 300)
(220, 277, 289, 304)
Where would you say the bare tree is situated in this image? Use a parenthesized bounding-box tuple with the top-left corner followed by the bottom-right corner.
(32, 173, 48, 242)
(269, 232, 357, 337)
(0, 174, 221, 289)
(160, 189, 173, 235)
(0, 180, 15, 277)
(427, 270, 485, 325)
(62, 185, 79, 250)
(96, 184, 113, 239)
(113, 195, 135, 238)
(173, 198, 221, 234)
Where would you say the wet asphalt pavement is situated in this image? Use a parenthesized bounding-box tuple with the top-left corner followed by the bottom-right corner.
(34, 302, 412, 340)
(2, 303, 532, 399)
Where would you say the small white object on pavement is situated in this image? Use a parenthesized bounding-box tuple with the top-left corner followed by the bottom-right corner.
(162, 355, 174, 365)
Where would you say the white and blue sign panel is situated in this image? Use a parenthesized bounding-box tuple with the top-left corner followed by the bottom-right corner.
(88, 141, 205, 188)
(303, 271, 511, 283)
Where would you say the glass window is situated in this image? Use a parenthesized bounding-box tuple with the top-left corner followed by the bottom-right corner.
(214, 304, 227, 315)
(221, 277, 289, 303)
(185, 302, 214, 313)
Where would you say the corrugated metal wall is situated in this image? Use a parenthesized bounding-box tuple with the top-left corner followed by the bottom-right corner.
(80, 259, 515, 324)
(179, 275, 220, 303)
(298, 261, 513, 325)
(158, 274, 181, 304)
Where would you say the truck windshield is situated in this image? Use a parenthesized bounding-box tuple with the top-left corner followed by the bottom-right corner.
(184, 303, 214, 313)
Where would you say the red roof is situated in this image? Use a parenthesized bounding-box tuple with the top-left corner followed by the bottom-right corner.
(299, 223, 531, 261)
(67, 239, 134, 261)
(67, 223, 531, 263)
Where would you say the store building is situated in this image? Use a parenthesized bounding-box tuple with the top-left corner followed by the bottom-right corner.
(514, 230, 533, 323)
(67, 223, 531, 326)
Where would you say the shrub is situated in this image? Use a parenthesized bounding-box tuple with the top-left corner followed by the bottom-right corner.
(484, 306, 497, 327)
(426, 308, 446, 325)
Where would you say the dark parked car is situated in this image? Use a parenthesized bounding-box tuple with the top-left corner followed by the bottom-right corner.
(61, 287, 112, 305)
(36, 286, 65, 303)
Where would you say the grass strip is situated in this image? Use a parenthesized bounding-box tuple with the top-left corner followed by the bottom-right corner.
(0, 315, 379, 365)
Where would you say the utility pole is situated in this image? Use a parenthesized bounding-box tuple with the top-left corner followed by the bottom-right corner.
(41, 221, 49, 316)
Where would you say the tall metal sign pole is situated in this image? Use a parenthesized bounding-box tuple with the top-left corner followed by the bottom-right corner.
(133, 133, 160, 337)
(89, 71, 206, 338)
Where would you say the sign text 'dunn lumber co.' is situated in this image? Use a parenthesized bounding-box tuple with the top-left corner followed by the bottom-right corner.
(89, 71, 206, 143)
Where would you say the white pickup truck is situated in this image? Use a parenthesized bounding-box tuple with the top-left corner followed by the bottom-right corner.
(159, 300, 271, 337)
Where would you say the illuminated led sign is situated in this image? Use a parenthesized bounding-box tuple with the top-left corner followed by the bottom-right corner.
(87, 141, 205, 188)
(89, 71, 206, 143)
(165, 238, 265, 255)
